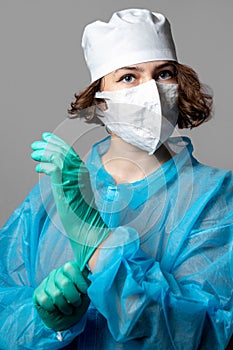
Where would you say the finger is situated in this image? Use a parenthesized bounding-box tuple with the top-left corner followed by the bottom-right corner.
(42, 133, 71, 153)
(31, 149, 65, 164)
(51, 291, 73, 315)
(31, 149, 54, 162)
(31, 141, 69, 159)
(55, 273, 82, 307)
(42, 133, 82, 161)
(31, 144, 77, 172)
(35, 163, 58, 176)
(63, 261, 90, 294)
(32, 133, 78, 160)
(31, 140, 47, 151)
(32, 134, 83, 168)
(31, 149, 73, 173)
(33, 280, 57, 312)
(45, 271, 73, 315)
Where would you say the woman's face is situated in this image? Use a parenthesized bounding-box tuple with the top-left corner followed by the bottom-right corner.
(100, 60, 177, 92)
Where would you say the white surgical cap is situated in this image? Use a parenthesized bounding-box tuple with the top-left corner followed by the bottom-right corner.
(82, 8, 177, 82)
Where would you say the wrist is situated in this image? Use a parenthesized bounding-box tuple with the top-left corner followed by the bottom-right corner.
(88, 233, 112, 272)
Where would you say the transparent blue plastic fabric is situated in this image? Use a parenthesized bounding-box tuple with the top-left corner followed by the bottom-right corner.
(0, 136, 232, 349)
(87, 136, 233, 349)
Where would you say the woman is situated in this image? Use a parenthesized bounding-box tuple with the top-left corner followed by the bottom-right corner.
(0, 8, 232, 350)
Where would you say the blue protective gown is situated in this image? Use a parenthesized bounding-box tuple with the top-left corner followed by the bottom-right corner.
(0, 136, 232, 350)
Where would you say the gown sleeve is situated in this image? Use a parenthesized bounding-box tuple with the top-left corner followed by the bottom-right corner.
(88, 190, 233, 349)
(0, 177, 87, 350)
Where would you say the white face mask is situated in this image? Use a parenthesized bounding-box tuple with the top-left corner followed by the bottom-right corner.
(95, 79, 179, 155)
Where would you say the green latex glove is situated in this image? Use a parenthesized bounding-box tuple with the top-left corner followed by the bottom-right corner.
(31, 132, 110, 271)
(33, 261, 90, 331)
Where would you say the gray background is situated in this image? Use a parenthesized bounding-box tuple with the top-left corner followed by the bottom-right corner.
(1, 0, 232, 227)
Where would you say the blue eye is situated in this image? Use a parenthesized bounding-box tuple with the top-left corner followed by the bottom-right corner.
(119, 74, 136, 83)
(157, 70, 175, 81)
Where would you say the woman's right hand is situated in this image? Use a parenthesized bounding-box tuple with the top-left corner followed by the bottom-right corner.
(33, 261, 90, 331)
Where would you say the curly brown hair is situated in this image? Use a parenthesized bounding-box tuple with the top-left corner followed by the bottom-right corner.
(68, 62, 213, 129)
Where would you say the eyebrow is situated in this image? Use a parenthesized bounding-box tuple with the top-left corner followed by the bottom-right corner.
(114, 66, 144, 74)
(114, 62, 175, 75)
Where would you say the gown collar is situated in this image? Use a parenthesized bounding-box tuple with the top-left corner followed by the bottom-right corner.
(86, 136, 195, 210)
